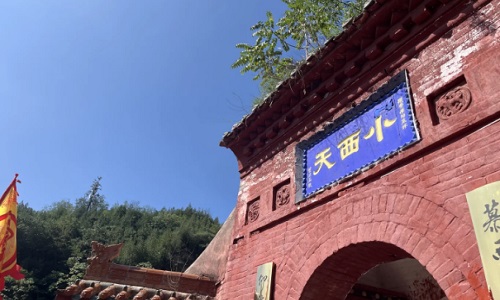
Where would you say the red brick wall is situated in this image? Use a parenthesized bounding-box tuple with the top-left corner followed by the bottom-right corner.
(219, 1, 500, 299)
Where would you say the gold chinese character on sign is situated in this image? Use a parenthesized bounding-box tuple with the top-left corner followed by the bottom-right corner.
(313, 147, 336, 175)
(337, 130, 361, 160)
(363, 115, 397, 142)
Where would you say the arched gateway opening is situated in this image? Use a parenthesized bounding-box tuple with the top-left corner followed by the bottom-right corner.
(300, 242, 446, 300)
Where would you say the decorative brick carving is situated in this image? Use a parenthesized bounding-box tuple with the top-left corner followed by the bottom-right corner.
(81, 282, 101, 298)
(57, 281, 85, 296)
(273, 179, 291, 210)
(86, 241, 123, 277)
(98, 285, 116, 299)
(247, 199, 260, 223)
(115, 288, 131, 300)
(134, 289, 149, 300)
(435, 86, 471, 120)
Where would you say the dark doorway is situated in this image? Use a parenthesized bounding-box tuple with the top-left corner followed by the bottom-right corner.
(300, 242, 446, 300)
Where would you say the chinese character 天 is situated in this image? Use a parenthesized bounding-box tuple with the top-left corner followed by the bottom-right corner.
(313, 148, 336, 175)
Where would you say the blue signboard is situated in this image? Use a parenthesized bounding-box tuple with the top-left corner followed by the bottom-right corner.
(298, 71, 420, 199)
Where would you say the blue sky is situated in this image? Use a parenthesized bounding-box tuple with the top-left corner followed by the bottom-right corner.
(0, 1, 287, 221)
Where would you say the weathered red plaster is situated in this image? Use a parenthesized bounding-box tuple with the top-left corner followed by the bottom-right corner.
(219, 0, 500, 299)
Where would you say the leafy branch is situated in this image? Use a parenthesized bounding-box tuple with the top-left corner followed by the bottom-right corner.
(232, 0, 366, 105)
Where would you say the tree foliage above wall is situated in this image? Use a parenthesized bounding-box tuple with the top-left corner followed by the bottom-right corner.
(232, 0, 366, 105)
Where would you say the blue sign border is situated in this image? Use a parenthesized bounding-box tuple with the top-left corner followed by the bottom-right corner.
(295, 70, 420, 202)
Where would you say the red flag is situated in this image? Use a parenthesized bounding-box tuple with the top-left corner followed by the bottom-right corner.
(0, 175, 24, 294)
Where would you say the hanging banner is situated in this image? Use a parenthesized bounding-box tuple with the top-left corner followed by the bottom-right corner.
(255, 262, 273, 300)
(0, 174, 24, 295)
(466, 181, 500, 299)
(297, 70, 420, 199)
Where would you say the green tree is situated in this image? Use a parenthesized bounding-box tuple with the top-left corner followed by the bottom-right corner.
(14, 203, 69, 299)
(52, 256, 88, 291)
(75, 177, 107, 218)
(7, 179, 221, 299)
(232, 0, 365, 105)
(2, 275, 37, 299)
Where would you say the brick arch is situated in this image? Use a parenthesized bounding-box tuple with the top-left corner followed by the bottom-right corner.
(277, 184, 489, 299)
(301, 241, 413, 299)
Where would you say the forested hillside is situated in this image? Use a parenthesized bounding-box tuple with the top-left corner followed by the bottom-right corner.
(2, 179, 221, 299)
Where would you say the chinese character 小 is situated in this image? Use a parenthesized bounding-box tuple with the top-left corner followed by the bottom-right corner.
(363, 115, 397, 142)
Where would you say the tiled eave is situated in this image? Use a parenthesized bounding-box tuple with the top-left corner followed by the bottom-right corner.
(220, 0, 480, 170)
(56, 242, 217, 300)
(84, 262, 217, 296)
(56, 279, 215, 300)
